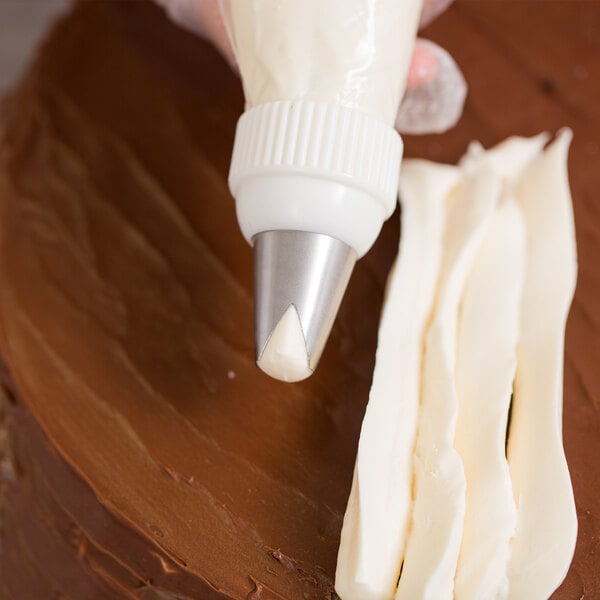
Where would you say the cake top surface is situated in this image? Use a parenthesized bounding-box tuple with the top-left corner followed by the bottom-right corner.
(0, 1, 598, 599)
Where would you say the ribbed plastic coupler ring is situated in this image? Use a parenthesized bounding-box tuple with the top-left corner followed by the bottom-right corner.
(228, 100, 402, 218)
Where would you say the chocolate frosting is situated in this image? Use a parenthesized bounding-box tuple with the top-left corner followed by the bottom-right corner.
(0, 1, 598, 599)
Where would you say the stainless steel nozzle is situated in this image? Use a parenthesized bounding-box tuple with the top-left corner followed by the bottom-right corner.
(253, 230, 357, 382)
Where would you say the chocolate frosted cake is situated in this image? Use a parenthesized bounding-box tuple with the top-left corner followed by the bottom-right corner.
(0, 1, 598, 599)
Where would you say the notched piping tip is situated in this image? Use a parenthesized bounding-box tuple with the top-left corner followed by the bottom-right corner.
(253, 230, 356, 383)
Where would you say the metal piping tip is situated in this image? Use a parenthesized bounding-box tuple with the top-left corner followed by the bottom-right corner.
(254, 230, 357, 382)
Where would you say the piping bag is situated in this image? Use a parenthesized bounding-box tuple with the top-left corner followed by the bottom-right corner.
(222, 0, 423, 381)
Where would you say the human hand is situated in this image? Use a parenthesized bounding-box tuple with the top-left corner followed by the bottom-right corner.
(155, 0, 466, 135)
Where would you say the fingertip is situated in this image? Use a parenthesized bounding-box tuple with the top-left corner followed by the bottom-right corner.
(396, 40, 467, 136)
(407, 39, 441, 89)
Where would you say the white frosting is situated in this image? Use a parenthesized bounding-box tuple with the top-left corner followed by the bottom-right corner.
(395, 159, 499, 600)
(453, 195, 525, 599)
(336, 133, 577, 600)
(336, 162, 457, 600)
(256, 305, 311, 382)
(506, 130, 577, 598)
(219, 0, 423, 125)
(459, 134, 549, 183)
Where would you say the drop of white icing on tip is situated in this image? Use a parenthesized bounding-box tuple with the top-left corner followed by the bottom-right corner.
(256, 305, 312, 383)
